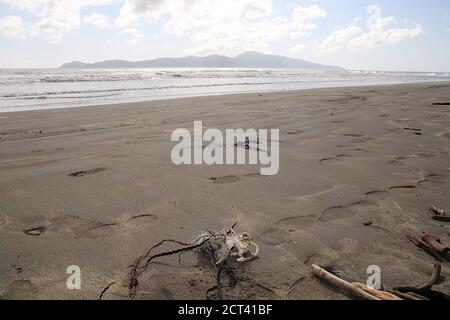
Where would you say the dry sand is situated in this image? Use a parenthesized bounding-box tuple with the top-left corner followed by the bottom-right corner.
(0, 82, 449, 300)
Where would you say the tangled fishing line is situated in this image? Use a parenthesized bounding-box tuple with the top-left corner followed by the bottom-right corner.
(128, 223, 259, 300)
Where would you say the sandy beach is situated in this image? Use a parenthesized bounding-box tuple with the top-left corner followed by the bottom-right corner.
(0, 82, 449, 300)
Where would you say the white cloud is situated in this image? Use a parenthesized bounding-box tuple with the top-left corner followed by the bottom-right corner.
(115, 0, 172, 27)
(348, 23, 422, 50)
(0, 15, 24, 37)
(117, 0, 273, 27)
(1, 0, 47, 14)
(312, 11, 423, 56)
(3, 0, 422, 57)
(117, 0, 326, 54)
(312, 25, 362, 55)
(1, 0, 115, 42)
(289, 4, 326, 38)
(0, 0, 326, 51)
(84, 13, 112, 29)
(120, 27, 143, 45)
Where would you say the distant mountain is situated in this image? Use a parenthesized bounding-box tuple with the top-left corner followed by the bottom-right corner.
(60, 52, 344, 70)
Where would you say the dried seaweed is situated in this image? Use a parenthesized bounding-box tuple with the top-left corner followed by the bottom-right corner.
(127, 224, 258, 300)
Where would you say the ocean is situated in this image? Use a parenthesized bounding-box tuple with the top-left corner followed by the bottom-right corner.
(1, 68, 449, 112)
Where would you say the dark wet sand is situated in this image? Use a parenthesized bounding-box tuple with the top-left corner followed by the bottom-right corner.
(0, 82, 449, 299)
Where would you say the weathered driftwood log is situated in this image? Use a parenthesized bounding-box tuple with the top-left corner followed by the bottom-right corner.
(432, 216, 450, 222)
(406, 234, 443, 261)
(418, 263, 441, 290)
(311, 265, 380, 300)
(393, 263, 450, 301)
(430, 204, 445, 216)
(405, 292, 430, 300)
(353, 283, 402, 300)
(421, 234, 449, 255)
(389, 291, 428, 300)
(394, 287, 450, 300)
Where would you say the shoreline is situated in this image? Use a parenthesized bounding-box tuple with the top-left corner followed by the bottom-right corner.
(0, 81, 449, 299)
(1, 80, 450, 116)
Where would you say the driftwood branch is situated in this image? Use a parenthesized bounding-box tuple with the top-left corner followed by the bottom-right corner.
(312, 262, 448, 301)
(430, 204, 446, 216)
(432, 216, 450, 222)
(389, 291, 428, 300)
(311, 265, 380, 300)
(421, 234, 449, 255)
(418, 263, 441, 290)
(393, 287, 450, 300)
(352, 283, 402, 300)
(98, 282, 116, 300)
(406, 234, 443, 261)
(393, 263, 450, 301)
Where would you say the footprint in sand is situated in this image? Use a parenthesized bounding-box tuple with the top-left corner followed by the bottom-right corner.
(78, 223, 120, 239)
(319, 200, 378, 222)
(418, 174, 447, 186)
(68, 167, 106, 178)
(260, 228, 290, 245)
(389, 156, 411, 166)
(388, 185, 418, 194)
(332, 120, 348, 124)
(365, 190, 390, 202)
(349, 200, 379, 211)
(210, 176, 242, 184)
(340, 147, 371, 155)
(126, 214, 158, 227)
(22, 215, 119, 239)
(319, 154, 352, 163)
(210, 173, 265, 184)
(22, 213, 157, 239)
(276, 215, 317, 232)
(24, 226, 47, 236)
(319, 206, 354, 222)
(75, 213, 159, 238)
(343, 133, 364, 138)
(351, 148, 370, 154)
(287, 130, 304, 135)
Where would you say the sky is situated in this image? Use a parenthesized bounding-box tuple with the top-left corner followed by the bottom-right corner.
(0, 0, 449, 71)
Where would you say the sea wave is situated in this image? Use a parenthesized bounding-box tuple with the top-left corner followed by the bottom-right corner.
(2, 79, 337, 98)
(1, 68, 450, 112)
(0, 68, 349, 85)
